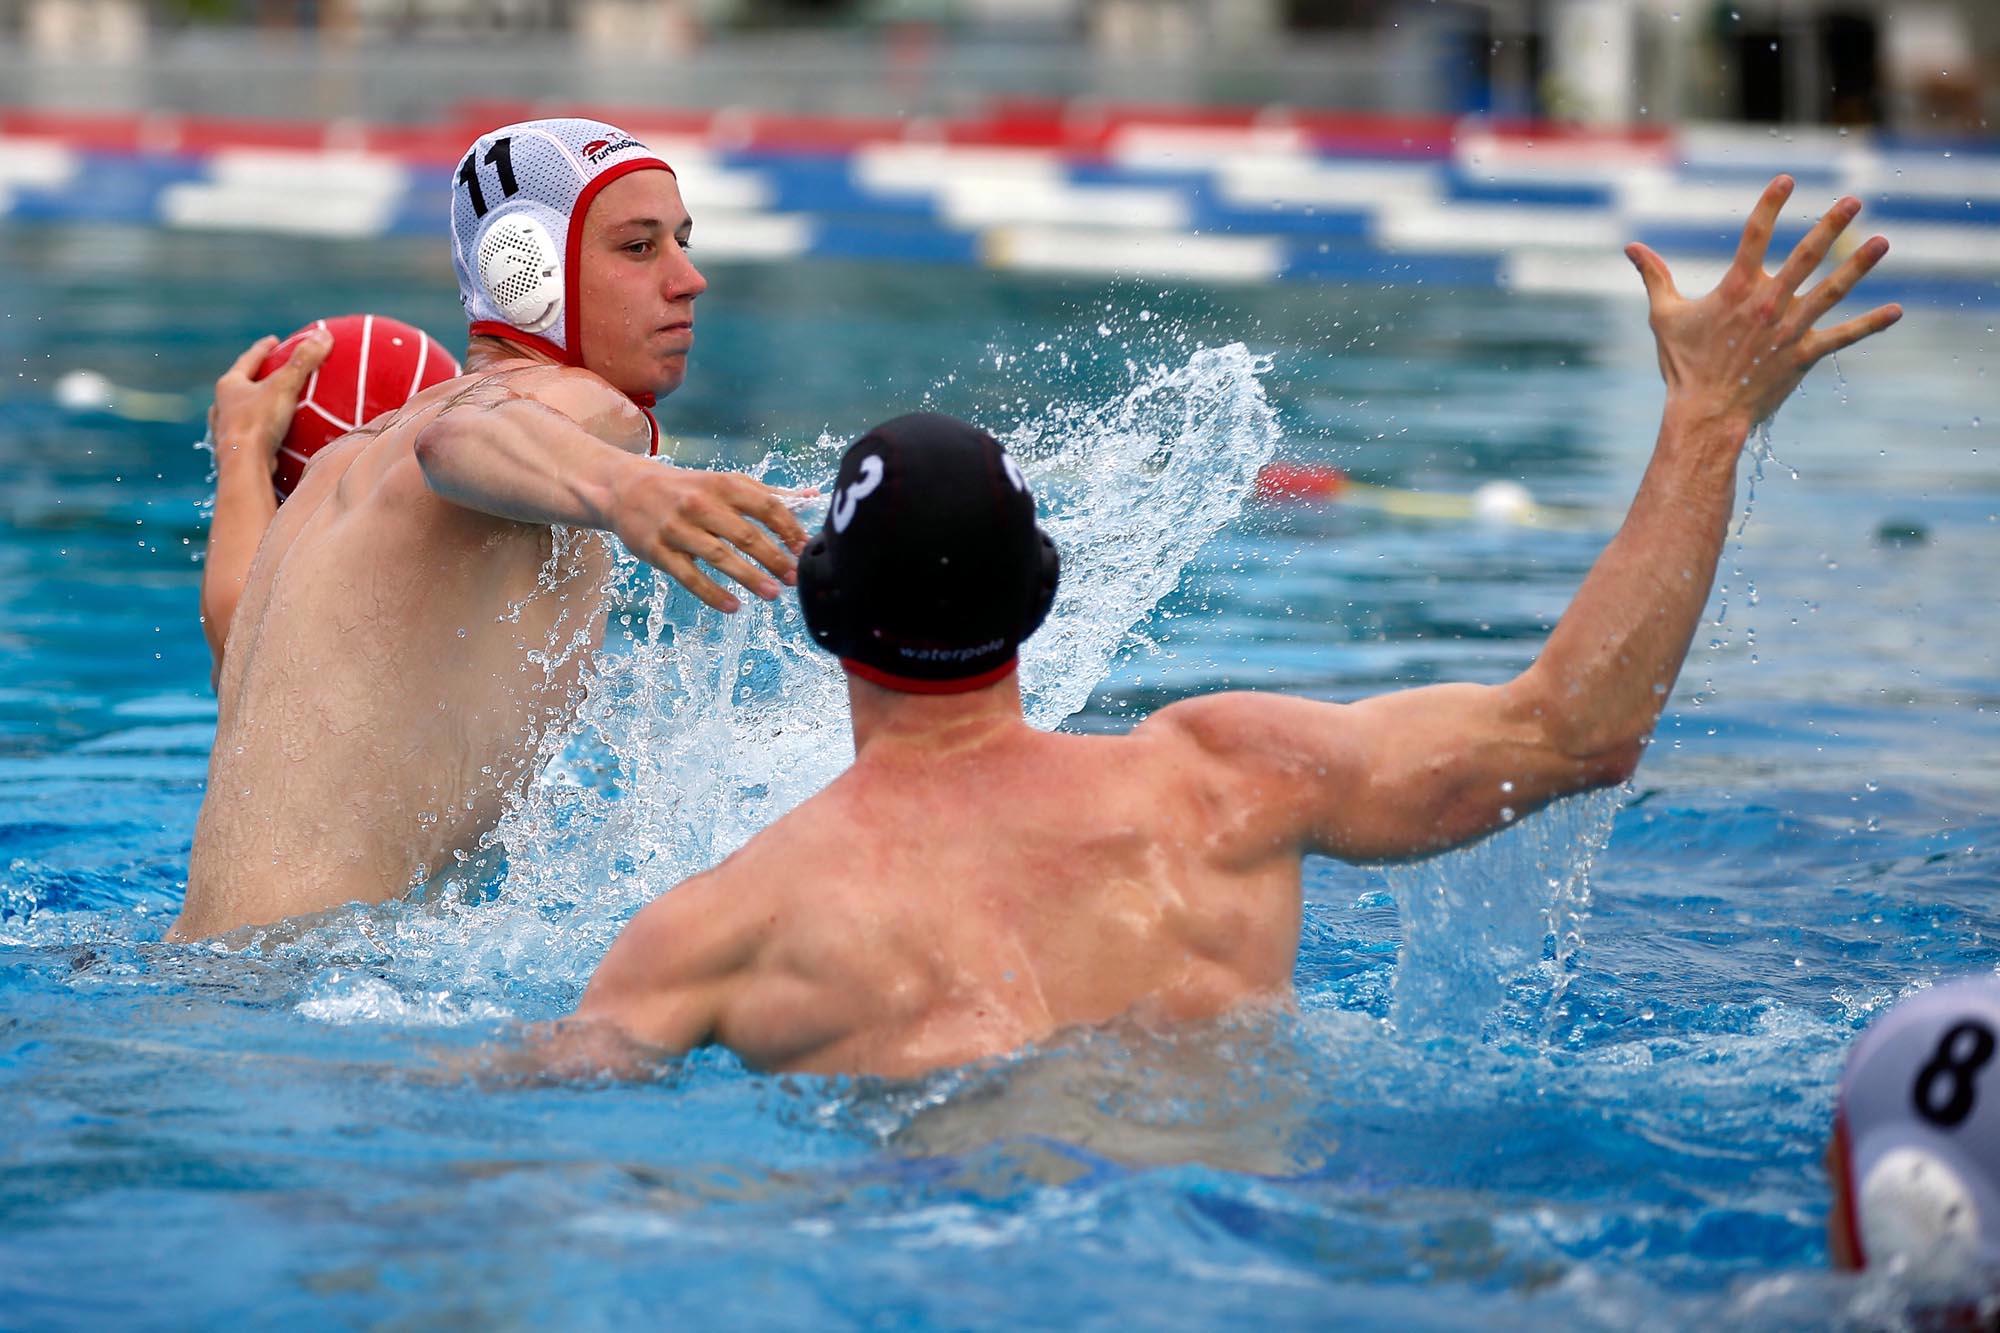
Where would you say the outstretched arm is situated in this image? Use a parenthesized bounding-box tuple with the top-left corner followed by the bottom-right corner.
(1533, 178, 1899, 766)
(412, 372, 810, 613)
(1160, 177, 1902, 863)
(199, 329, 333, 686)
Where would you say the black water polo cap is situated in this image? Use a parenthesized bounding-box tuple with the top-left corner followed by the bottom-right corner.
(797, 412, 1060, 694)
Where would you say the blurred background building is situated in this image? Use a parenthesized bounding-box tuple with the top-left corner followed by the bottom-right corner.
(0, 0, 1992, 131)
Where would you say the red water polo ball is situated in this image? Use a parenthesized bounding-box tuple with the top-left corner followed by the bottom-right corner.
(257, 314, 461, 500)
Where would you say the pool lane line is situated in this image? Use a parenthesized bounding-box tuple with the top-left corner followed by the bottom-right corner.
(1254, 462, 1600, 532)
(50, 370, 197, 423)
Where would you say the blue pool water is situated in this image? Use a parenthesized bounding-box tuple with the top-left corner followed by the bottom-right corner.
(1, 222, 1996, 1330)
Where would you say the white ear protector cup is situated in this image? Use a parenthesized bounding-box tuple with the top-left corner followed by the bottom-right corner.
(477, 212, 562, 334)
(1859, 1146, 1982, 1272)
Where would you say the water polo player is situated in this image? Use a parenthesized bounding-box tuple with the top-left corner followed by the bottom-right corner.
(173, 119, 808, 941)
(536, 178, 1904, 1079)
(1829, 976, 2000, 1287)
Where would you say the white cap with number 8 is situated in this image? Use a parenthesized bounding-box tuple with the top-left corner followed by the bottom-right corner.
(1835, 975, 2000, 1273)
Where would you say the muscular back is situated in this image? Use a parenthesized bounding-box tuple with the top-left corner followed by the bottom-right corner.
(578, 717, 1307, 1077)
(175, 372, 638, 940)
(570, 659, 1640, 1079)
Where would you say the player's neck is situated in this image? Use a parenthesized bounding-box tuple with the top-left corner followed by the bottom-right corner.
(464, 334, 561, 373)
(846, 670, 1030, 760)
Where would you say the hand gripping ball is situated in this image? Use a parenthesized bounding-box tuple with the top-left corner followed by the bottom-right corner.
(256, 314, 461, 500)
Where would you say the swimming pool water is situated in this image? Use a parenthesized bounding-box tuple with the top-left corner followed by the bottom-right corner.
(1, 223, 1996, 1330)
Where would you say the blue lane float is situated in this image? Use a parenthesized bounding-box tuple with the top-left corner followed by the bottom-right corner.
(0, 119, 1993, 307)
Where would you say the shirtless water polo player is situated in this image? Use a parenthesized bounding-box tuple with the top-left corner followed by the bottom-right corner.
(542, 178, 1904, 1079)
(171, 120, 809, 941)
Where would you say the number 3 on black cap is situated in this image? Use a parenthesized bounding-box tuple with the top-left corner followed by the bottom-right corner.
(832, 456, 884, 533)
(1913, 1019, 1997, 1128)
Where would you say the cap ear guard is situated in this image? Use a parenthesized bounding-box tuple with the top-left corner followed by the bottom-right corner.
(1858, 1145, 1983, 1273)
(1021, 528, 1060, 642)
(476, 210, 563, 334)
(797, 533, 845, 655)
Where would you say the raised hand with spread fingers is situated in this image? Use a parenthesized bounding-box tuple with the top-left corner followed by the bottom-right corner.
(1626, 174, 1902, 436)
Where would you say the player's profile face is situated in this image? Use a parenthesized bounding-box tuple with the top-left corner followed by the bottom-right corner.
(575, 169, 706, 398)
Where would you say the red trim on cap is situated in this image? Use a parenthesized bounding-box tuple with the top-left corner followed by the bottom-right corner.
(562, 155, 675, 372)
(1830, 1107, 1867, 1269)
(840, 657, 1019, 696)
(469, 321, 568, 363)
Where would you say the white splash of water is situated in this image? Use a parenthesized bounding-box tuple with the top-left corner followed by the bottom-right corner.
(287, 343, 1281, 1019)
(295, 972, 511, 1027)
(1008, 344, 1281, 724)
(1386, 787, 1623, 1040)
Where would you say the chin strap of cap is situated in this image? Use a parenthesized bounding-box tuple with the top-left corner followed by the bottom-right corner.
(1832, 1108, 1868, 1267)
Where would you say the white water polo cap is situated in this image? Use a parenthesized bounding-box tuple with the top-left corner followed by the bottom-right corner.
(449, 119, 675, 368)
(1836, 976, 2000, 1273)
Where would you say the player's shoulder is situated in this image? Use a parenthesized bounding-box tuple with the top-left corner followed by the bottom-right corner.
(1136, 692, 1363, 808)
(593, 869, 733, 985)
(709, 792, 847, 889)
(1139, 690, 1323, 757)
(474, 364, 652, 453)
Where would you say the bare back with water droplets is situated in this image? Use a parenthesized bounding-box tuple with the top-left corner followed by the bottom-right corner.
(596, 709, 1319, 1077)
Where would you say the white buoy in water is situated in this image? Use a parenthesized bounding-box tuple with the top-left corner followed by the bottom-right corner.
(53, 369, 115, 413)
(1472, 480, 1535, 526)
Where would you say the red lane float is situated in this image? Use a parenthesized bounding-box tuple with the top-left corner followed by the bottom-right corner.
(1254, 462, 1349, 503)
